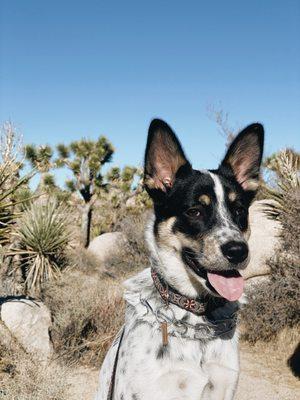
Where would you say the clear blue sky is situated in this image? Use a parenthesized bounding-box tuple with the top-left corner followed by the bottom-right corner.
(0, 0, 299, 185)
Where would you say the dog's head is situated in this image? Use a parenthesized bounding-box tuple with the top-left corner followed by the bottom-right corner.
(144, 119, 264, 301)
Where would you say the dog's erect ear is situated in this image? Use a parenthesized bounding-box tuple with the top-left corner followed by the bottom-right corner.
(144, 119, 191, 197)
(220, 123, 264, 192)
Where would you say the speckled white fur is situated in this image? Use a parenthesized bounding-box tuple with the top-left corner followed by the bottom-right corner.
(95, 216, 241, 400)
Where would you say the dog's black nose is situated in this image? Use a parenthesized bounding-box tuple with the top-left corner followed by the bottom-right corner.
(221, 241, 248, 264)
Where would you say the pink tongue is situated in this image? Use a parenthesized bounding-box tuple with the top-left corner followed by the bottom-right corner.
(207, 271, 244, 301)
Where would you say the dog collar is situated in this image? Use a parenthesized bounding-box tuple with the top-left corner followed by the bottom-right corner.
(151, 268, 208, 316)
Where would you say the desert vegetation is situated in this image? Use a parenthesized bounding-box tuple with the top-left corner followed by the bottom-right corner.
(0, 120, 299, 398)
(0, 121, 150, 398)
(241, 150, 300, 348)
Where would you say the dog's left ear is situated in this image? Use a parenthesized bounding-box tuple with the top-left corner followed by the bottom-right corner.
(220, 123, 264, 192)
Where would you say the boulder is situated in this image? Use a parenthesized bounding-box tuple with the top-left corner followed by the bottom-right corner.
(0, 298, 53, 362)
(242, 200, 281, 280)
(244, 275, 270, 293)
(88, 231, 126, 264)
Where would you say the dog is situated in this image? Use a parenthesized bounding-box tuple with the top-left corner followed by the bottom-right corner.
(95, 119, 264, 400)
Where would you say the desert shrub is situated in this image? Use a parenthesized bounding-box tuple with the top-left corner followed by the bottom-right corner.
(68, 210, 150, 276)
(105, 211, 150, 275)
(241, 151, 300, 342)
(67, 246, 102, 273)
(42, 209, 149, 367)
(0, 158, 32, 245)
(0, 323, 69, 400)
(0, 123, 34, 296)
(90, 189, 151, 239)
(241, 254, 299, 342)
(42, 270, 124, 367)
(15, 200, 72, 294)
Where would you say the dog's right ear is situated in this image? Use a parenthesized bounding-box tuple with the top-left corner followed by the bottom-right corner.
(144, 119, 191, 201)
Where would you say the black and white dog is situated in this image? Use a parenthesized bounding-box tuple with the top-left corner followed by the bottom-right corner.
(96, 119, 264, 400)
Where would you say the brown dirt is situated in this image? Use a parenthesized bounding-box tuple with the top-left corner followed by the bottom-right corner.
(237, 343, 300, 400)
(67, 366, 99, 400)
(67, 343, 300, 400)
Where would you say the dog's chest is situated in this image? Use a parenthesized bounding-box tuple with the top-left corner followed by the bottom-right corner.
(119, 324, 209, 397)
(100, 320, 238, 400)
(96, 269, 239, 400)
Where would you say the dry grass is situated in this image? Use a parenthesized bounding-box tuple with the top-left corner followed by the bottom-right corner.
(105, 211, 150, 275)
(241, 254, 299, 342)
(0, 325, 69, 400)
(40, 208, 149, 367)
(1, 205, 149, 373)
(90, 193, 151, 238)
(240, 155, 299, 377)
(0, 273, 13, 298)
(67, 246, 102, 273)
(241, 186, 300, 343)
(42, 269, 125, 367)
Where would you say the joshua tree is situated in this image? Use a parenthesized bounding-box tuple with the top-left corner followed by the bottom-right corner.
(106, 165, 150, 208)
(106, 165, 138, 196)
(24, 143, 56, 191)
(56, 137, 114, 247)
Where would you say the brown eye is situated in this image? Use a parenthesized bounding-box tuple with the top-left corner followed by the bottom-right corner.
(186, 208, 202, 218)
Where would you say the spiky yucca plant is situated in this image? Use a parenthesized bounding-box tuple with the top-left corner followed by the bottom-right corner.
(0, 161, 24, 243)
(16, 201, 71, 292)
(0, 122, 33, 245)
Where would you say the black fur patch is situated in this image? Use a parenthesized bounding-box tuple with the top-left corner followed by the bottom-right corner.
(154, 168, 251, 239)
(156, 344, 169, 359)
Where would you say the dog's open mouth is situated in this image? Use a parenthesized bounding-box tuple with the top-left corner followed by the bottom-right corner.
(206, 270, 244, 301)
(182, 249, 244, 301)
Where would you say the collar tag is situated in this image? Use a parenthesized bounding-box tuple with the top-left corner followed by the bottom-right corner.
(161, 321, 168, 346)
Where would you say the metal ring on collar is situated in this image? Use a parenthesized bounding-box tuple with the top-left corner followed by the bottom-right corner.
(155, 305, 176, 324)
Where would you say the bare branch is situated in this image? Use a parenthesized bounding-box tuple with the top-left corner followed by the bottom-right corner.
(0, 121, 24, 164)
(207, 103, 237, 146)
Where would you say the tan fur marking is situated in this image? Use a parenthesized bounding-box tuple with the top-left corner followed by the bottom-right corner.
(176, 232, 201, 252)
(228, 192, 237, 202)
(246, 179, 259, 191)
(156, 217, 200, 252)
(199, 194, 211, 205)
(178, 380, 187, 390)
(156, 217, 180, 250)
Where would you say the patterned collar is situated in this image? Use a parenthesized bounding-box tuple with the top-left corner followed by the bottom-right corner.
(151, 268, 209, 316)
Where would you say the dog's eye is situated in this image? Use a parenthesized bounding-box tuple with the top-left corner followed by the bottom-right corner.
(185, 208, 202, 218)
